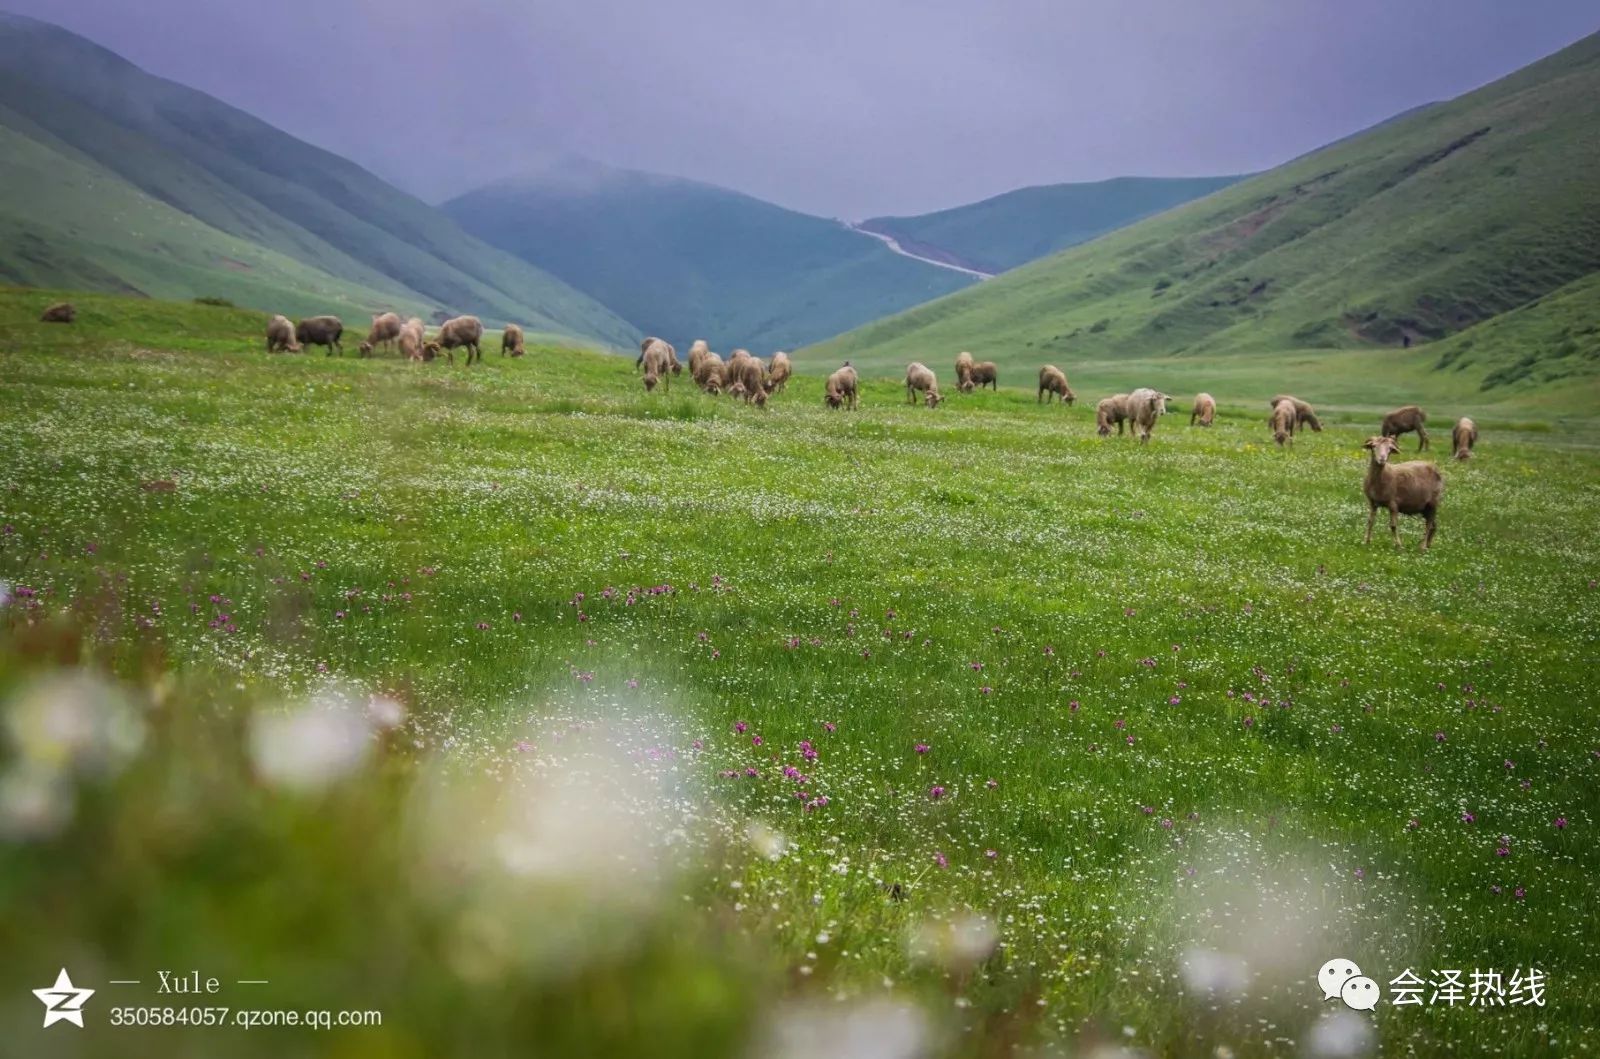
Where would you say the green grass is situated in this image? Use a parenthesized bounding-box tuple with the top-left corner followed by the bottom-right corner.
(1, 290, 1597, 1056)
(806, 32, 1600, 396)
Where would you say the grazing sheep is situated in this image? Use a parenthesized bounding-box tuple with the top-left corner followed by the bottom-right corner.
(1038, 365, 1074, 405)
(825, 364, 859, 410)
(693, 351, 725, 394)
(1362, 435, 1444, 550)
(1269, 398, 1296, 447)
(688, 339, 712, 376)
(1096, 394, 1131, 436)
(501, 323, 526, 358)
(729, 355, 768, 405)
(40, 301, 76, 323)
(635, 336, 660, 371)
(397, 321, 425, 362)
(1269, 395, 1321, 433)
(265, 314, 301, 353)
(365, 312, 402, 355)
(905, 362, 942, 407)
(955, 351, 976, 393)
(1190, 392, 1216, 426)
(641, 339, 674, 393)
(968, 361, 998, 392)
(766, 351, 792, 393)
(295, 315, 344, 356)
(434, 315, 485, 365)
(1380, 404, 1429, 450)
(1452, 416, 1477, 460)
(1127, 387, 1172, 444)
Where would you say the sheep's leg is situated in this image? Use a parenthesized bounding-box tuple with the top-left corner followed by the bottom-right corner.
(1389, 505, 1401, 548)
(1418, 426, 1429, 451)
(1364, 504, 1376, 544)
(1423, 507, 1437, 551)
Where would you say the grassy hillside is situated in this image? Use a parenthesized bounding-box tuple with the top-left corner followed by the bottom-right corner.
(0, 12, 639, 348)
(806, 32, 1600, 398)
(860, 175, 1246, 275)
(441, 158, 974, 352)
(2, 289, 1597, 1056)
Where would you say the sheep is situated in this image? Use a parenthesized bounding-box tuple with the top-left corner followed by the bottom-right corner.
(1038, 365, 1074, 405)
(1269, 395, 1321, 433)
(1127, 387, 1172, 443)
(295, 315, 344, 356)
(40, 301, 76, 323)
(729, 355, 768, 405)
(1190, 392, 1216, 426)
(1362, 434, 1444, 550)
(265, 314, 301, 353)
(641, 338, 674, 393)
(1380, 404, 1429, 450)
(501, 323, 526, 358)
(1096, 394, 1131, 436)
(905, 362, 942, 407)
(955, 351, 976, 393)
(433, 315, 484, 365)
(688, 339, 712, 376)
(968, 361, 998, 392)
(693, 351, 725, 394)
(635, 336, 659, 371)
(1452, 417, 1477, 460)
(397, 320, 426, 362)
(365, 312, 402, 355)
(766, 351, 792, 393)
(825, 364, 858, 410)
(1269, 397, 1296, 447)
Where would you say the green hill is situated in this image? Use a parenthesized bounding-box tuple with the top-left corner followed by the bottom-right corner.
(0, 12, 638, 348)
(805, 31, 1600, 401)
(440, 158, 976, 352)
(859, 175, 1245, 275)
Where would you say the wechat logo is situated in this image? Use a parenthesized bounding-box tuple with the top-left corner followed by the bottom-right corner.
(1318, 957, 1380, 1011)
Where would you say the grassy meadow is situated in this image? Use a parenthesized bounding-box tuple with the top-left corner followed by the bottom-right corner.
(1, 290, 1598, 1057)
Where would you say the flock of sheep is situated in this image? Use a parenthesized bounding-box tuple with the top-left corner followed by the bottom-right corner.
(264, 312, 516, 364)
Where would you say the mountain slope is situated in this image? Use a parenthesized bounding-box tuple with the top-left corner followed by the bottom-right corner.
(441, 159, 975, 352)
(859, 175, 1245, 275)
(805, 31, 1600, 397)
(0, 12, 638, 347)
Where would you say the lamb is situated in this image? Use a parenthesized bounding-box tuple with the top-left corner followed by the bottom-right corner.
(687, 339, 711, 376)
(501, 323, 526, 358)
(825, 364, 858, 410)
(397, 319, 426, 362)
(1127, 387, 1172, 444)
(766, 351, 792, 393)
(1269, 397, 1296, 447)
(1190, 392, 1215, 426)
(1096, 394, 1131, 436)
(365, 312, 402, 356)
(729, 354, 768, 405)
(295, 315, 344, 356)
(693, 351, 725, 394)
(1362, 435, 1443, 550)
(1452, 417, 1477, 460)
(1269, 395, 1321, 433)
(955, 351, 976, 394)
(641, 338, 674, 392)
(40, 301, 76, 323)
(905, 362, 942, 407)
(970, 361, 998, 392)
(432, 315, 484, 365)
(1038, 366, 1074, 405)
(1380, 404, 1429, 450)
(265, 314, 301, 353)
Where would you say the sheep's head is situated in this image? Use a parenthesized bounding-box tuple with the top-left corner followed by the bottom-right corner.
(671, 361, 682, 375)
(959, 379, 975, 394)
(359, 341, 373, 356)
(925, 390, 942, 408)
(825, 390, 842, 408)
(1306, 415, 1323, 432)
(1063, 389, 1076, 405)
(1364, 436, 1399, 464)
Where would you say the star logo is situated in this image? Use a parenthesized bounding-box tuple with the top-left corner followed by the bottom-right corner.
(33, 968, 94, 1028)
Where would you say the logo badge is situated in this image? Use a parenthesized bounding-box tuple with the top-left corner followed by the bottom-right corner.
(33, 968, 95, 1028)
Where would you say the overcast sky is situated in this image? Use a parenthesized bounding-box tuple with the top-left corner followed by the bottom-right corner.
(9, 0, 1597, 217)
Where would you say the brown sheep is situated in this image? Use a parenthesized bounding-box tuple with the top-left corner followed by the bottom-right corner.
(1362, 435, 1443, 550)
(1269, 395, 1321, 433)
(1452, 417, 1477, 460)
(1038, 366, 1074, 405)
(266, 314, 301, 353)
(641, 339, 674, 393)
(766, 351, 792, 393)
(693, 351, 725, 394)
(729, 355, 768, 405)
(1096, 394, 1131, 436)
(365, 312, 402, 355)
(433, 315, 485, 365)
(397, 320, 426, 362)
(970, 361, 998, 392)
(1269, 398, 1296, 447)
(295, 315, 344, 356)
(40, 301, 76, 323)
(501, 323, 526, 358)
(1190, 392, 1216, 426)
(1127, 387, 1172, 444)
(688, 339, 712, 376)
(825, 364, 858, 410)
(635, 336, 660, 371)
(955, 351, 976, 393)
(1380, 404, 1429, 450)
(905, 362, 942, 407)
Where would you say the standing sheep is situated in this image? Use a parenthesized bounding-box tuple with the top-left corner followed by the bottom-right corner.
(825, 364, 858, 410)
(295, 315, 344, 356)
(641, 339, 674, 393)
(905, 362, 942, 407)
(1452, 417, 1477, 460)
(693, 351, 725, 394)
(40, 301, 76, 323)
(955, 351, 976, 394)
(265, 314, 301, 353)
(1038, 366, 1074, 404)
(688, 339, 712, 377)
(397, 319, 426, 362)
(501, 323, 526, 357)
(1096, 394, 1131, 436)
(1269, 398, 1296, 447)
(1127, 387, 1172, 444)
(431, 315, 485, 365)
(729, 355, 768, 406)
(1269, 395, 1321, 433)
(1380, 404, 1429, 450)
(766, 351, 792, 393)
(365, 312, 402, 355)
(1362, 435, 1444, 550)
(1190, 393, 1216, 426)
(969, 361, 998, 392)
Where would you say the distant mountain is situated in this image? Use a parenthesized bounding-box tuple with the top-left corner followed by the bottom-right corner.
(809, 30, 1600, 400)
(859, 175, 1246, 275)
(0, 12, 638, 346)
(441, 158, 976, 352)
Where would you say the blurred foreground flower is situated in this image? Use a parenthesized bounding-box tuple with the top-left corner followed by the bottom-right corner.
(249, 682, 374, 792)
